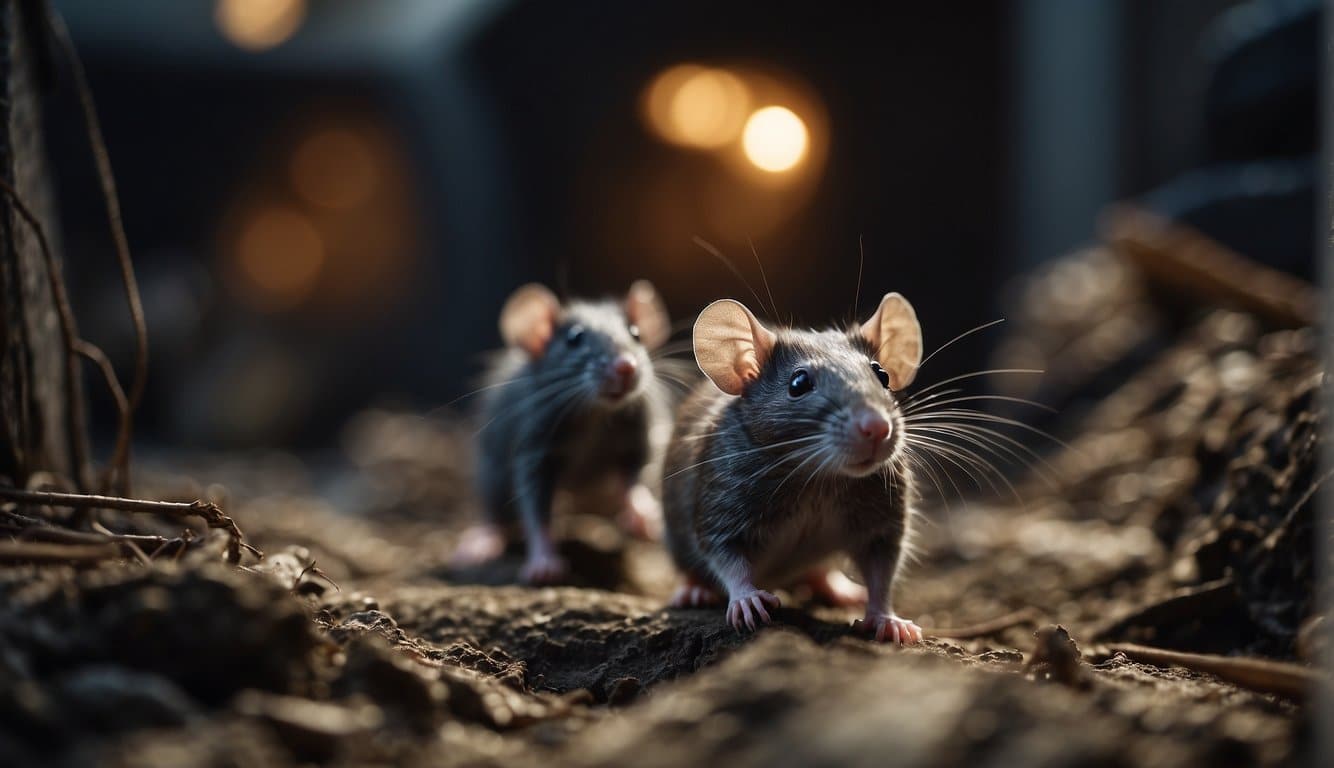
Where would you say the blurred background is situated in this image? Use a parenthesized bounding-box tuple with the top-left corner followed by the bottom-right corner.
(42, 0, 1319, 450)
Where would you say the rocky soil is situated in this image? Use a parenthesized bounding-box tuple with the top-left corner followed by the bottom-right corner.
(0, 235, 1326, 767)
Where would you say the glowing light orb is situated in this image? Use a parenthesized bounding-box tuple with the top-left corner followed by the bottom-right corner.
(742, 106, 808, 172)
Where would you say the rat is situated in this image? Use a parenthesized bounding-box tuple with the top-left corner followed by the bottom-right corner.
(452, 281, 673, 584)
(661, 292, 925, 643)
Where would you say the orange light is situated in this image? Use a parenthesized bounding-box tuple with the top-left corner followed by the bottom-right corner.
(290, 129, 381, 209)
(644, 65, 751, 149)
(234, 207, 325, 310)
(215, 0, 306, 52)
(742, 106, 808, 172)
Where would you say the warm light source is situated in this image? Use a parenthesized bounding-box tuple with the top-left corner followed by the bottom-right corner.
(742, 106, 809, 173)
(215, 0, 306, 51)
(234, 207, 325, 310)
(644, 65, 751, 149)
(290, 130, 381, 209)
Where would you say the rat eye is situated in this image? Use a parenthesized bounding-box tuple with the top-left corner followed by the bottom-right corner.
(788, 369, 813, 398)
(628, 324, 641, 341)
(565, 325, 585, 347)
(871, 361, 890, 389)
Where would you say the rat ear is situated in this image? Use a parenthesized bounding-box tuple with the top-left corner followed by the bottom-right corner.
(499, 283, 560, 358)
(693, 299, 776, 395)
(859, 292, 922, 390)
(625, 279, 670, 350)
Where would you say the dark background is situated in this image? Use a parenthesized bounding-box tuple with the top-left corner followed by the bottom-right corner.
(42, 0, 1318, 450)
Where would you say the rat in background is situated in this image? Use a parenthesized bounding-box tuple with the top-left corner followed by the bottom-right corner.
(453, 281, 673, 584)
(662, 292, 925, 643)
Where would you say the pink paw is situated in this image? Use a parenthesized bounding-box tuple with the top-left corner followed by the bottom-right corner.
(617, 483, 663, 541)
(854, 613, 922, 645)
(806, 568, 868, 607)
(726, 589, 781, 633)
(451, 524, 507, 567)
(669, 577, 722, 608)
(520, 552, 568, 585)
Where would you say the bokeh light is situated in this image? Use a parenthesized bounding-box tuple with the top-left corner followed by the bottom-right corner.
(742, 106, 808, 172)
(290, 130, 381, 209)
(644, 65, 751, 149)
(214, 0, 307, 52)
(233, 207, 325, 310)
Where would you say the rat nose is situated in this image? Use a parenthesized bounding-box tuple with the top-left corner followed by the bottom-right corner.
(853, 410, 890, 446)
(605, 354, 639, 394)
(612, 354, 637, 381)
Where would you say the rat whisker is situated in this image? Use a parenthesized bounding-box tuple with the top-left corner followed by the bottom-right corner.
(903, 443, 967, 514)
(694, 236, 773, 320)
(907, 408, 1076, 453)
(905, 434, 1015, 505)
(663, 435, 824, 480)
(915, 318, 1007, 371)
(902, 392, 1056, 416)
(746, 235, 781, 320)
(768, 442, 829, 502)
(899, 368, 1044, 407)
(909, 422, 1059, 488)
(904, 431, 1021, 505)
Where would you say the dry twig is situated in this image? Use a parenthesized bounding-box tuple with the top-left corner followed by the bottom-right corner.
(0, 539, 120, 564)
(1110, 642, 1322, 700)
(51, 12, 149, 462)
(924, 607, 1040, 640)
(0, 486, 261, 562)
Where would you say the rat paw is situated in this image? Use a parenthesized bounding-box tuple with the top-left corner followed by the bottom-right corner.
(451, 524, 507, 567)
(806, 568, 868, 607)
(520, 552, 568, 585)
(853, 612, 922, 645)
(668, 576, 722, 608)
(726, 589, 781, 633)
(618, 483, 663, 541)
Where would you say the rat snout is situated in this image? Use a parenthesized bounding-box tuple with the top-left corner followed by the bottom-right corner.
(601, 353, 640, 399)
(853, 409, 891, 447)
(843, 408, 892, 472)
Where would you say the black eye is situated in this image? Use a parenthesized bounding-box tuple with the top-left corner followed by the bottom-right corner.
(788, 369, 813, 398)
(628, 324, 641, 341)
(871, 361, 890, 389)
(566, 325, 585, 347)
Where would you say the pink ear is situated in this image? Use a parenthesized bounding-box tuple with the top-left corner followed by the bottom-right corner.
(859, 292, 922, 390)
(499, 284, 560, 358)
(624, 280, 670, 349)
(693, 299, 776, 395)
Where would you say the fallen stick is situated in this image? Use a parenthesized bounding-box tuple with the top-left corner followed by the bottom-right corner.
(13, 524, 188, 559)
(0, 486, 261, 562)
(924, 608, 1039, 640)
(1109, 642, 1322, 700)
(0, 540, 121, 564)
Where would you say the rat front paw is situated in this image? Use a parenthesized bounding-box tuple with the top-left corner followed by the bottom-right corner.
(451, 524, 507, 567)
(726, 589, 781, 633)
(617, 483, 663, 541)
(853, 612, 922, 645)
(520, 552, 568, 585)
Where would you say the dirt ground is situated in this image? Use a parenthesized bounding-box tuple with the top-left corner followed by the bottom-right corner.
(0, 244, 1325, 767)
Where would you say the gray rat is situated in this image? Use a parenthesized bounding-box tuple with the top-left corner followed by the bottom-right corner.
(662, 292, 925, 643)
(453, 281, 673, 584)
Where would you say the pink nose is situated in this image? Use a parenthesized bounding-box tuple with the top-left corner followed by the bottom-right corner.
(610, 355, 638, 386)
(854, 410, 890, 445)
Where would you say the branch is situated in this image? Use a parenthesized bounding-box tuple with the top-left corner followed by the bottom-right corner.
(51, 13, 149, 444)
(0, 540, 120, 564)
(0, 486, 261, 562)
(1110, 643, 1322, 701)
(924, 607, 1040, 640)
